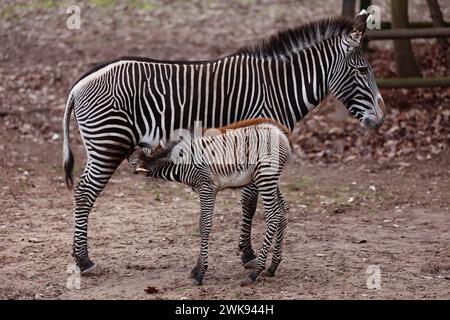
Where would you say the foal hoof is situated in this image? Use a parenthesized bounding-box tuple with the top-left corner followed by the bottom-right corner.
(189, 267, 199, 278)
(191, 272, 204, 286)
(241, 250, 257, 269)
(240, 276, 254, 287)
(189, 268, 204, 285)
(262, 269, 275, 277)
(243, 258, 258, 269)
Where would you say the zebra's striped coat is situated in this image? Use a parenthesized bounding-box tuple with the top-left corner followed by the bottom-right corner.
(63, 12, 384, 274)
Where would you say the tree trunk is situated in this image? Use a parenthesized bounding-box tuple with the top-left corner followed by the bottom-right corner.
(426, 0, 450, 71)
(342, 0, 356, 18)
(391, 0, 422, 77)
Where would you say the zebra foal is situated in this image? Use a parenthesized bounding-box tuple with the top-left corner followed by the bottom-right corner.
(128, 118, 291, 285)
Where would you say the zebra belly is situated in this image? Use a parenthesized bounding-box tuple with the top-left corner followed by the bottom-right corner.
(216, 170, 253, 190)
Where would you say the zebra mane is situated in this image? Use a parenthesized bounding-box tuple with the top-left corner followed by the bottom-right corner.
(237, 16, 354, 58)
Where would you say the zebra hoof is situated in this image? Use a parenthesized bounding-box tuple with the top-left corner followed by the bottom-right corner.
(76, 257, 101, 276)
(240, 276, 254, 286)
(81, 263, 102, 276)
(243, 258, 258, 269)
(262, 269, 275, 277)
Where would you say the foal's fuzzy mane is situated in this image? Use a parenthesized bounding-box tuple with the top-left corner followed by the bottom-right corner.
(237, 16, 354, 58)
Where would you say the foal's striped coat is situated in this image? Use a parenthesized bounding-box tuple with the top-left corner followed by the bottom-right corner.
(129, 118, 291, 285)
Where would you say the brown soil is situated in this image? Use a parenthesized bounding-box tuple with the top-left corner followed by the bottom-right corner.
(1, 135, 449, 299)
(0, 1, 449, 300)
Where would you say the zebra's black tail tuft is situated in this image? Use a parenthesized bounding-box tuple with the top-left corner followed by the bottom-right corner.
(63, 92, 75, 190)
(64, 148, 74, 190)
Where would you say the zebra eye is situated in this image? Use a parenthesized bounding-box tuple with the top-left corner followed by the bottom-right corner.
(357, 66, 369, 74)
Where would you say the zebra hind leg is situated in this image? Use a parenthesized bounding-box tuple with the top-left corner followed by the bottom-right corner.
(72, 158, 123, 275)
(263, 187, 288, 277)
(239, 182, 258, 269)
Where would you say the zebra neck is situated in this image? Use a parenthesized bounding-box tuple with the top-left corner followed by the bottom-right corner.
(260, 44, 330, 130)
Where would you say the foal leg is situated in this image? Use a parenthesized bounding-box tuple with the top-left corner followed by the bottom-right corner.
(190, 185, 216, 285)
(239, 182, 258, 269)
(263, 187, 288, 277)
(241, 171, 281, 285)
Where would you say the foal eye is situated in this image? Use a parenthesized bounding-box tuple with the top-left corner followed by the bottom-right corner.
(357, 66, 369, 74)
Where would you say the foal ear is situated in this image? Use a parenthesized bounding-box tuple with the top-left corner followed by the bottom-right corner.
(345, 9, 370, 49)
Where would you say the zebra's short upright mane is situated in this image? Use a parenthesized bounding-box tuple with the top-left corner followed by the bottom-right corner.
(238, 17, 354, 58)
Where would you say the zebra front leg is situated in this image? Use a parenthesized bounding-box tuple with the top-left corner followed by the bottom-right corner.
(241, 183, 280, 286)
(239, 182, 258, 269)
(263, 188, 288, 277)
(72, 158, 122, 275)
(190, 186, 216, 285)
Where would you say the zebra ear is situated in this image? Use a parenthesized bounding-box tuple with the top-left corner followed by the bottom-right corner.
(345, 10, 369, 49)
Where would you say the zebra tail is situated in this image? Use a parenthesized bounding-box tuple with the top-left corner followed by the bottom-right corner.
(63, 92, 75, 190)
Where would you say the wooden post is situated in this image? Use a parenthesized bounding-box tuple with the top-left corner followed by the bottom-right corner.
(360, 0, 371, 12)
(342, 0, 356, 18)
(360, 0, 371, 52)
(426, 0, 450, 69)
(391, 0, 422, 77)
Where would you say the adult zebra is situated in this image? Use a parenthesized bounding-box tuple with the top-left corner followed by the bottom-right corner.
(63, 10, 385, 274)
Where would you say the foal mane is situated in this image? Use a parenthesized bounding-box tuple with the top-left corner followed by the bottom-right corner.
(216, 118, 291, 139)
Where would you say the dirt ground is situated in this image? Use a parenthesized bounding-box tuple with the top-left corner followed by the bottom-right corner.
(0, 1, 449, 300)
(1, 139, 449, 299)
